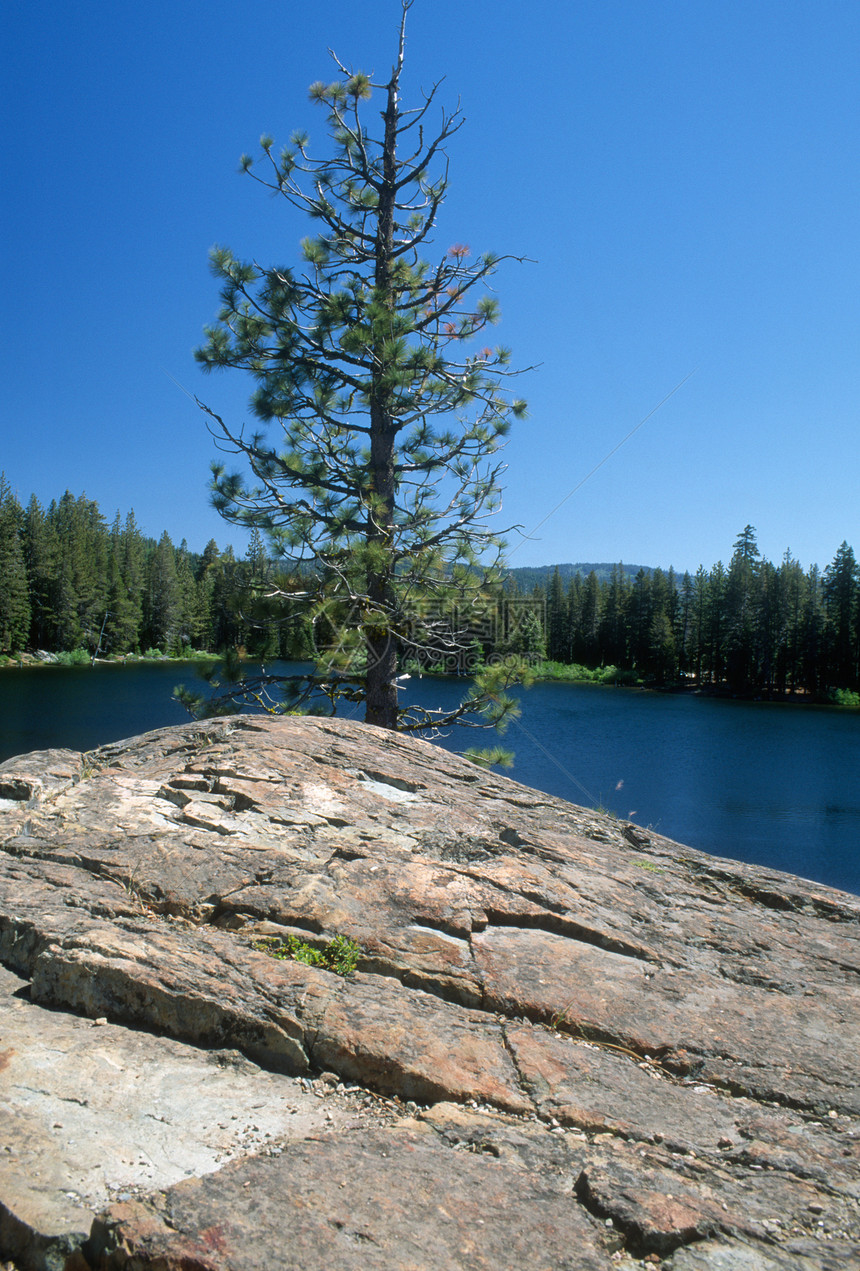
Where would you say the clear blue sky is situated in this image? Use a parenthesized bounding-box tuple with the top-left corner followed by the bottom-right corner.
(3, 0, 858, 575)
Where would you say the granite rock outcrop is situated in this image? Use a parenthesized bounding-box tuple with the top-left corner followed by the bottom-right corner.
(0, 714, 858, 1269)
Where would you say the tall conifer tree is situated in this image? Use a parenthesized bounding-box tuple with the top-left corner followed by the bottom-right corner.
(195, 0, 527, 731)
(143, 532, 179, 651)
(22, 495, 57, 649)
(105, 512, 141, 652)
(824, 542, 859, 688)
(0, 476, 31, 654)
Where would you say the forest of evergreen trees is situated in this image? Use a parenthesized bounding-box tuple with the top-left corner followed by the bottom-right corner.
(512, 525, 860, 699)
(0, 478, 312, 663)
(1, 478, 858, 701)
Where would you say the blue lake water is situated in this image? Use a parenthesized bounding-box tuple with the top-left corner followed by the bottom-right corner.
(1, 661, 858, 895)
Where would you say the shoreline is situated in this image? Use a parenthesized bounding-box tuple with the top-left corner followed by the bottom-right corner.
(411, 664, 860, 709)
(0, 651, 216, 671)
(2, 651, 857, 710)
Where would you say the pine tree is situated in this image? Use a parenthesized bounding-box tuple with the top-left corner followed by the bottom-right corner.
(48, 492, 109, 651)
(235, 529, 281, 659)
(120, 511, 147, 648)
(174, 542, 201, 654)
(102, 512, 141, 653)
(676, 572, 696, 678)
(506, 608, 546, 660)
(690, 566, 709, 683)
(756, 558, 779, 693)
(21, 494, 56, 650)
(567, 574, 584, 664)
(600, 563, 629, 668)
(246, 528, 268, 585)
(206, 546, 242, 651)
(824, 541, 859, 688)
(725, 525, 761, 691)
(194, 0, 527, 732)
(776, 551, 806, 694)
(647, 568, 677, 682)
(626, 569, 652, 671)
(0, 476, 31, 655)
(580, 571, 602, 664)
(143, 531, 179, 651)
(704, 561, 727, 684)
(197, 539, 221, 581)
(546, 567, 568, 663)
(801, 564, 826, 694)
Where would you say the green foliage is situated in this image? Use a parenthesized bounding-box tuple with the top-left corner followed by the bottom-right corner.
(826, 688, 860, 709)
(254, 933, 361, 976)
(528, 660, 640, 685)
(463, 745, 514, 770)
(54, 647, 90, 666)
(592, 799, 618, 820)
(499, 607, 546, 660)
(0, 475, 31, 654)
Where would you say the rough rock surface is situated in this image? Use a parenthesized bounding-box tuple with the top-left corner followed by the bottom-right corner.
(0, 714, 858, 1270)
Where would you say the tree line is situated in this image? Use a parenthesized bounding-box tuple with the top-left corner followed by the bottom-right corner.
(1, 482, 857, 701)
(513, 525, 859, 699)
(0, 477, 312, 661)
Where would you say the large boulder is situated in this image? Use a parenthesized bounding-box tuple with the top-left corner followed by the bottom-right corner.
(0, 714, 858, 1269)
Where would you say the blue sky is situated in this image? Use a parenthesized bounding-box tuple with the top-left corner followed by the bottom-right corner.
(3, 0, 858, 575)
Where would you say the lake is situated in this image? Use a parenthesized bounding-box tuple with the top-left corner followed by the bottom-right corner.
(1, 661, 858, 896)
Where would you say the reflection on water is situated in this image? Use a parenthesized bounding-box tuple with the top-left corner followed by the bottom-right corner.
(1, 662, 858, 895)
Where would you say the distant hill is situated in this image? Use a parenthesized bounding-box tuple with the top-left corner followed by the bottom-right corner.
(507, 562, 655, 590)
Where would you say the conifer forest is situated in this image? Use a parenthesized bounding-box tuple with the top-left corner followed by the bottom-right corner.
(1, 479, 857, 703)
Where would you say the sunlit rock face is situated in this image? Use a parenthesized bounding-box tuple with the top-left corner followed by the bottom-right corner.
(1, 715, 859, 1270)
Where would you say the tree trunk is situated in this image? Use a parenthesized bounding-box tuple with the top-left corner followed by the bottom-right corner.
(364, 72, 401, 730)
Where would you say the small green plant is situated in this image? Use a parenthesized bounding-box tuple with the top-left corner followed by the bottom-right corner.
(593, 796, 619, 820)
(254, 933, 361, 977)
(632, 859, 665, 873)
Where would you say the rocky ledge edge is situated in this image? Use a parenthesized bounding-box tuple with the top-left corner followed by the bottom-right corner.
(0, 714, 858, 1270)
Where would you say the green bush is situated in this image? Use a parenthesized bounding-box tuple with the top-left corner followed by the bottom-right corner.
(597, 665, 641, 686)
(826, 688, 860, 709)
(527, 660, 642, 686)
(55, 648, 90, 666)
